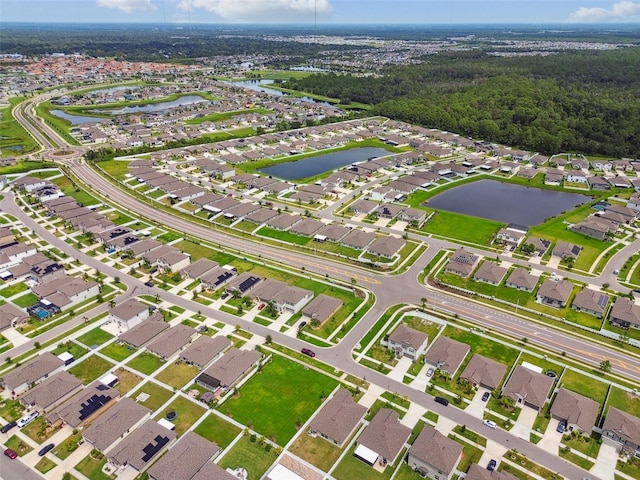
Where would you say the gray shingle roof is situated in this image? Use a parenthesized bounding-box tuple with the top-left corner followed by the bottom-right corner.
(408, 426, 462, 475)
(147, 324, 195, 359)
(357, 409, 410, 464)
(503, 365, 554, 409)
(308, 389, 366, 445)
(424, 336, 470, 374)
(550, 388, 599, 433)
(460, 354, 507, 390)
(83, 397, 151, 452)
(179, 335, 232, 368)
(20, 371, 82, 411)
(603, 407, 640, 447)
(118, 313, 170, 348)
(109, 419, 176, 471)
(148, 431, 220, 480)
(1, 352, 64, 390)
(197, 348, 261, 389)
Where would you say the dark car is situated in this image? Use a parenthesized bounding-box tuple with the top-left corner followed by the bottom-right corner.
(4, 448, 17, 459)
(144, 281, 154, 287)
(557, 420, 566, 433)
(487, 459, 497, 471)
(434, 396, 449, 406)
(38, 443, 54, 457)
(301, 348, 315, 358)
(481, 391, 490, 402)
(0, 421, 17, 434)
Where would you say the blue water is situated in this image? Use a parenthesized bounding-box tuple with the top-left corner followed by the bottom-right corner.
(91, 94, 207, 115)
(260, 147, 390, 180)
(35, 308, 49, 319)
(227, 80, 332, 105)
(51, 110, 108, 125)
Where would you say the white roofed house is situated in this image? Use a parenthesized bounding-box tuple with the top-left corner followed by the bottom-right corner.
(381, 324, 428, 361)
(495, 225, 528, 246)
(109, 298, 150, 329)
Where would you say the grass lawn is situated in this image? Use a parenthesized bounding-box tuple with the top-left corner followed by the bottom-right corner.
(394, 463, 425, 480)
(74, 451, 113, 480)
(559, 447, 594, 470)
(154, 396, 206, 437)
(68, 355, 114, 384)
(53, 432, 83, 460)
(448, 435, 483, 472)
(257, 226, 311, 246)
(618, 457, 640, 479)
(560, 368, 609, 403)
(218, 435, 278, 480)
(220, 355, 338, 445)
(76, 327, 114, 348)
(35, 456, 57, 474)
(0, 399, 25, 422)
(332, 443, 396, 480)
(175, 239, 235, 265)
(453, 425, 488, 447)
(52, 341, 88, 360)
(155, 362, 199, 389)
(131, 381, 174, 411)
(444, 326, 520, 366)
(193, 413, 241, 448)
(97, 160, 130, 180)
(562, 432, 602, 458)
(0, 282, 28, 298)
(421, 209, 504, 246)
(4, 434, 33, 456)
(12, 292, 38, 308)
(113, 367, 143, 395)
(99, 342, 136, 362)
(126, 352, 165, 375)
(607, 386, 640, 417)
(22, 415, 58, 443)
(288, 431, 345, 473)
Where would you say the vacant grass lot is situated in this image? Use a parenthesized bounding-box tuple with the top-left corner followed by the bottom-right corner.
(155, 362, 198, 389)
(218, 436, 278, 478)
(421, 209, 504, 246)
(126, 352, 165, 375)
(257, 226, 312, 246)
(444, 327, 520, 366)
(76, 327, 114, 347)
(155, 396, 206, 437)
(113, 367, 142, 395)
(607, 386, 640, 417)
(131, 381, 174, 411)
(99, 342, 136, 362)
(12, 292, 38, 308)
(97, 160, 131, 180)
(288, 431, 345, 473)
(193, 413, 241, 448)
(68, 355, 114, 384)
(0, 282, 28, 298)
(52, 341, 88, 360)
(220, 355, 338, 445)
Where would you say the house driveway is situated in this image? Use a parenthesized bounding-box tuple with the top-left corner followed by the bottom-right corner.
(466, 388, 489, 420)
(408, 363, 431, 392)
(590, 442, 618, 480)
(435, 414, 457, 436)
(400, 402, 426, 429)
(387, 357, 412, 383)
(510, 405, 538, 440)
(390, 220, 408, 232)
(537, 420, 563, 453)
(478, 439, 509, 470)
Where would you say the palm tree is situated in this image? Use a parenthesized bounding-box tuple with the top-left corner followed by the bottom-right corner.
(421, 297, 428, 311)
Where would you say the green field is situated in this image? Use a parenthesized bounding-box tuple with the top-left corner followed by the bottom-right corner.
(420, 209, 504, 246)
(444, 327, 520, 366)
(288, 431, 345, 473)
(220, 355, 338, 445)
(99, 342, 136, 362)
(154, 396, 206, 437)
(68, 355, 114, 384)
(193, 413, 241, 448)
(0, 97, 38, 155)
(257, 226, 311, 246)
(126, 352, 165, 375)
(155, 362, 198, 389)
(12, 292, 38, 308)
(130, 381, 174, 411)
(76, 327, 114, 347)
(218, 435, 278, 480)
(560, 369, 609, 404)
(607, 386, 640, 417)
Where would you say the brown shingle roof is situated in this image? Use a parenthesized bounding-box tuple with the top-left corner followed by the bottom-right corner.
(503, 365, 554, 409)
(308, 389, 366, 445)
(465, 463, 519, 480)
(408, 426, 462, 475)
(179, 335, 232, 368)
(2, 352, 64, 390)
(424, 336, 470, 374)
(550, 388, 599, 433)
(357, 409, 410, 464)
(118, 313, 169, 348)
(109, 419, 176, 471)
(83, 397, 151, 451)
(388, 324, 428, 352)
(147, 324, 195, 359)
(603, 407, 640, 447)
(460, 354, 507, 390)
(148, 431, 220, 480)
(20, 371, 83, 411)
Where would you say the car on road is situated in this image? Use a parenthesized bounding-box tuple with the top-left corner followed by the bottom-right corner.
(487, 459, 497, 471)
(0, 421, 17, 434)
(426, 368, 434, 377)
(613, 269, 619, 275)
(301, 348, 315, 358)
(4, 448, 17, 459)
(557, 420, 566, 433)
(483, 419, 497, 429)
(481, 391, 490, 402)
(144, 281, 154, 287)
(17, 411, 39, 428)
(434, 396, 449, 406)
(38, 443, 54, 457)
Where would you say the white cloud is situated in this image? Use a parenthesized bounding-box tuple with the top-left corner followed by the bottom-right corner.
(570, 0, 640, 22)
(96, 0, 157, 13)
(177, 0, 332, 22)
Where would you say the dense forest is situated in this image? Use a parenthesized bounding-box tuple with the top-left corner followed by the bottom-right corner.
(286, 49, 640, 157)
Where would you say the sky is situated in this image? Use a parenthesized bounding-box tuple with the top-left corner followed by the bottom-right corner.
(2, 0, 640, 24)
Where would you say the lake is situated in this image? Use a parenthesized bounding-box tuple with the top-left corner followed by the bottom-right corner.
(51, 110, 108, 125)
(260, 147, 391, 180)
(426, 179, 591, 226)
(90, 94, 207, 115)
(228, 80, 332, 105)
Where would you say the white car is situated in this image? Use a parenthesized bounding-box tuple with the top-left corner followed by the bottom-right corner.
(483, 419, 497, 429)
(17, 411, 39, 429)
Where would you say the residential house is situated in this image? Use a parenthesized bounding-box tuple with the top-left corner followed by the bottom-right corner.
(341, 229, 376, 250)
(46, 382, 119, 428)
(118, 314, 170, 348)
(588, 176, 611, 191)
(191, 463, 237, 480)
(252, 279, 313, 314)
(301, 294, 343, 326)
(109, 299, 150, 329)
(179, 335, 232, 369)
(544, 169, 564, 186)
(179, 258, 219, 280)
(406, 426, 462, 480)
(465, 464, 519, 480)
(225, 272, 263, 296)
(195, 348, 262, 392)
(502, 365, 554, 412)
(424, 336, 470, 377)
(148, 431, 221, 480)
(1, 352, 64, 395)
(550, 388, 599, 435)
(308, 388, 367, 447)
(289, 218, 325, 237)
(350, 199, 378, 215)
(566, 172, 587, 184)
(444, 248, 479, 278)
(601, 407, 640, 456)
(19, 371, 83, 413)
(381, 324, 428, 361)
(0, 303, 29, 331)
(108, 420, 176, 473)
(368, 236, 406, 259)
(147, 324, 196, 360)
(83, 397, 151, 453)
(314, 224, 351, 243)
(523, 237, 551, 256)
(552, 241, 582, 261)
(571, 289, 610, 318)
(473, 261, 507, 285)
(570, 217, 615, 241)
(536, 279, 573, 308)
(355, 409, 411, 467)
(400, 208, 427, 225)
(495, 225, 528, 246)
(460, 354, 507, 391)
(609, 297, 640, 329)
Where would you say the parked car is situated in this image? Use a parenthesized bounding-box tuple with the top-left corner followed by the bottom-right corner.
(434, 396, 449, 406)
(298, 321, 307, 330)
(38, 443, 54, 457)
(481, 391, 490, 402)
(426, 368, 434, 377)
(487, 459, 497, 471)
(301, 348, 315, 358)
(17, 411, 39, 428)
(258, 303, 266, 310)
(545, 370, 557, 378)
(557, 420, 566, 433)
(221, 292, 229, 300)
(0, 421, 17, 434)
(483, 419, 497, 429)
(144, 281, 154, 287)
(4, 448, 17, 459)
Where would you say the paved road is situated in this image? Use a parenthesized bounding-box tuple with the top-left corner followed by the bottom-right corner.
(0, 454, 44, 480)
